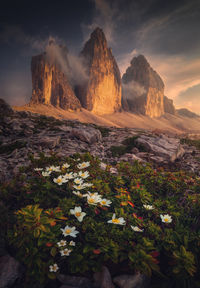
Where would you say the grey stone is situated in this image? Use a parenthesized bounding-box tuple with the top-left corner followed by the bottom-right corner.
(57, 274, 93, 288)
(136, 135, 185, 162)
(37, 136, 61, 149)
(0, 254, 23, 288)
(113, 273, 150, 288)
(93, 266, 115, 288)
(70, 127, 102, 144)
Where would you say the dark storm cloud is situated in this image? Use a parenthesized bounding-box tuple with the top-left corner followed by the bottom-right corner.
(0, 0, 200, 112)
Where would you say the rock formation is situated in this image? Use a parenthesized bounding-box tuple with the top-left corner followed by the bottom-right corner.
(77, 27, 121, 115)
(176, 108, 199, 118)
(122, 55, 164, 118)
(164, 96, 176, 115)
(31, 42, 81, 111)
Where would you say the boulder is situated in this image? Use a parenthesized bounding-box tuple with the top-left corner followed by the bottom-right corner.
(70, 127, 102, 144)
(57, 274, 93, 287)
(0, 254, 23, 288)
(136, 134, 185, 162)
(113, 273, 150, 288)
(93, 266, 115, 288)
(36, 136, 61, 149)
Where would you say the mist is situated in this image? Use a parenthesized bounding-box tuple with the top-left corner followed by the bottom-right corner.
(122, 80, 146, 99)
(45, 38, 88, 87)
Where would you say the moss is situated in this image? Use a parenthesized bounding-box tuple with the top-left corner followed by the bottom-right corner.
(110, 136, 148, 157)
(180, 138, 200, 150)
(0, 140, 27, 154)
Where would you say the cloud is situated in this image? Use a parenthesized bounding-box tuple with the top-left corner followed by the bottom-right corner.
(0, 71, 31, 106)
(0, 24, 48, 54)
(81, 0, 119, 45)
(122, 80, 146, 99)
(45, 38, 88, 86)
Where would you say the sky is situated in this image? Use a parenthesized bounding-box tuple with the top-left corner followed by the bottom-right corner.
(0, 0, 200, 113)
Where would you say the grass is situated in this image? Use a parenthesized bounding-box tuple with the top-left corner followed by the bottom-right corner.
(110, 136, 148, 157)
(0, 140, 27, 154)
(180, 138, 200, 150)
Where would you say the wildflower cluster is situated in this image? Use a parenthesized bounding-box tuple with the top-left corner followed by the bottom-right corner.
(2, 153, 200, 288)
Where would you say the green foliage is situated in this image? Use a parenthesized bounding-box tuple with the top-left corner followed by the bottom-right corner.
(0, 153, 200, 287)
(180, 138, 200, 150)
(0, 140, 27, 154)
(110, 136, 148, 157)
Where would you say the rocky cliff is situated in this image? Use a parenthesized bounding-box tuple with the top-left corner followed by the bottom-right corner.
(122, 55, 164, 118)
(77, 28, 121, 115)
(164, 96, 176, 115)
(31, 43, 81, 111)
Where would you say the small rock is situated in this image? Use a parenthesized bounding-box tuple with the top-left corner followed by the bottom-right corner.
(131, 147, 139, 154)
(93, 266, 115, 288)
(0, 254, 23, 288)
(113, 273, 150, 288)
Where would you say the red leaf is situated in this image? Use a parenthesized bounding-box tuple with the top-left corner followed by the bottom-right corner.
(93, 249, 101, 255)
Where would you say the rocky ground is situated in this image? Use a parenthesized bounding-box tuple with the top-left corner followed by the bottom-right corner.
(1, 99, 200, 183)
(1, 99, 200, 288)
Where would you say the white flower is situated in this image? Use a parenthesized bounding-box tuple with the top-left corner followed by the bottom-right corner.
(160, 214, 172, 223)
(42, 171, 51, 177)
(63, 172, 74, 179)
(74, 178, 84, 185)
(131, 226, 144, 232)
(69, 241, 76, 246)
(49, 263, 59, 272)
(77, 162, 90, 169)
(57, 240, 66, 247)
(73, 173, 78, 178)
(85, 192, 101, 197)
(73, 184, 86, 190)
(46, 166, 61, 172)
(110, 167, 118, 174)
(72, 191, 85, 197)
(62, 163, 70, 169)
(53, 175, 68, 185)
(78, 171, 90, 179)
(143, 204, 154, 210)
(87, 195, 102, 205)
(60, 248, 72, 256)
(70, 206, 86, 222)
(34, 168, 43, 171)
(61, 225, 79, 237)
(107, 214, 126, 225)
(100, 162, 107, 170)
(100, 199, 112, 207)
(83, 183, 93, 188)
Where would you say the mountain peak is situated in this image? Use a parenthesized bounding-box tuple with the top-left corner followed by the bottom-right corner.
(130, 54, 149, 67)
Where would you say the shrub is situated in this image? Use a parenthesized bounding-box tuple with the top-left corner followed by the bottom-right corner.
(0, 153, 200, 288)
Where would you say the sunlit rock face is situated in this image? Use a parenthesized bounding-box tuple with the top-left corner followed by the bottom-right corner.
(164, 96, 176, 115)
(31, 47, 81, 111)
(122, 55, 164, 118)
(77, 27, 121, 115)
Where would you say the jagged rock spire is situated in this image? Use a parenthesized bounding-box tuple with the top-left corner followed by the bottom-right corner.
(77, 27, 121, 115)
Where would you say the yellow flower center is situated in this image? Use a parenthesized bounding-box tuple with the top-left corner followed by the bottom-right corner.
(53, 267, 57, 271)
(57, 179, 62, 183)
(88, 198, 95, 203)
(164, 218, 169, 222)
(75, 212, 81, 217)
(101, 201, 106, 205)
(65, 229, 71, 234)
(112, 218, 120, 223)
